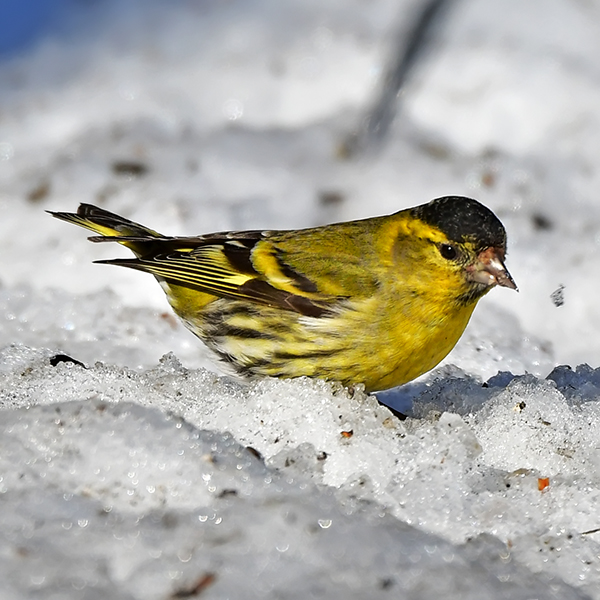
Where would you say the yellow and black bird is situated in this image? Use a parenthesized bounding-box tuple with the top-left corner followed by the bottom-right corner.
(50, 196, 516, 392)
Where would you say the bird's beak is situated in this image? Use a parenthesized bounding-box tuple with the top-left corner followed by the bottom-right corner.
(466, 247, 518, 291)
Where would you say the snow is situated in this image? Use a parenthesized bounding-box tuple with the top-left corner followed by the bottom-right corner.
(1, 346, 598, 599)
(1, 0, 600, 598)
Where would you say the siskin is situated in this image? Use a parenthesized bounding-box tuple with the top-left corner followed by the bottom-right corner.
(50, 196, 516, 392)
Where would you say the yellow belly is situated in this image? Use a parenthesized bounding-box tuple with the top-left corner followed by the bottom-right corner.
(168, 282, 478, 392)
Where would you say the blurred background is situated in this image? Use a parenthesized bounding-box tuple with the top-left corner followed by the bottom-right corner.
(1, 0, 599, 372)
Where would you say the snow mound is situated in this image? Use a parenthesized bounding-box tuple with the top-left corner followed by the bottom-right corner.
(2, 345, 600, 598)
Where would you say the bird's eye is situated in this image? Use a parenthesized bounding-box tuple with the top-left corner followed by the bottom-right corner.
(439, 243, 458, 260)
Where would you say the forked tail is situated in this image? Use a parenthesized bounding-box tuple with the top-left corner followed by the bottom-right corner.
(49, 203, 163, 255)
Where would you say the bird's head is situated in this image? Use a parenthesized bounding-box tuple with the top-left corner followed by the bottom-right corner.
(397, 196, 517, 305)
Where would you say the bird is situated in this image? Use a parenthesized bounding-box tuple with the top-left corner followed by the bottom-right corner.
(50, 196, 516, 392)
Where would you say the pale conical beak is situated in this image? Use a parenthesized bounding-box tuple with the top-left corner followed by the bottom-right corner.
(466, 247, 518, 291)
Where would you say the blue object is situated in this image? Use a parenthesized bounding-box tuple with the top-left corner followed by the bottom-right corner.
(0, 0, 67, 56)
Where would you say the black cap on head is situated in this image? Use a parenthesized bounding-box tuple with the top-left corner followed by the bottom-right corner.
(411, 196, 507, 250)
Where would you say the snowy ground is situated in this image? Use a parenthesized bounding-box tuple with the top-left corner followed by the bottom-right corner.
(1, 0, 600, 598)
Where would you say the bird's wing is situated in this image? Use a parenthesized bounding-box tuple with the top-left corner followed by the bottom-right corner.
(52, 203, 387, 315)
(98, 233, 343, 318)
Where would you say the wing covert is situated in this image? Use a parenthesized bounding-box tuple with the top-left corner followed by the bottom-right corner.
(99, 237, 339, 318)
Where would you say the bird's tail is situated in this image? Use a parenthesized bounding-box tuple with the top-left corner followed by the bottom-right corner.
(49, 203, 163, 255)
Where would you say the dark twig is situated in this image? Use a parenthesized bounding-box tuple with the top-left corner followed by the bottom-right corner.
(343, 0, 455, 158)
(581, 527, 600, 536)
